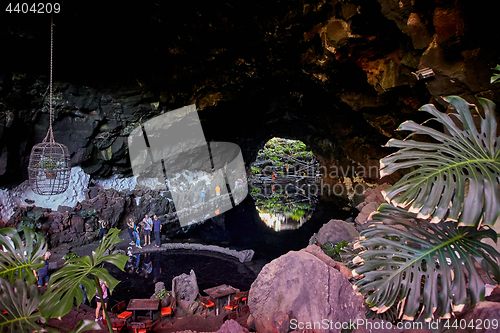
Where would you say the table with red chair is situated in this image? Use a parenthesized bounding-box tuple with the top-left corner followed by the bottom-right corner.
(126, 298, 160, 321)
(203, 284, 239, 315)
(110, 301, 133, 332)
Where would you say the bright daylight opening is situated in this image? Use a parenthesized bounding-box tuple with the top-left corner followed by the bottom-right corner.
(249, 137, 320, 231)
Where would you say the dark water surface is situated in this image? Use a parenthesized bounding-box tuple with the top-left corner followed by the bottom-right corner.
(104, 250, 257, 307)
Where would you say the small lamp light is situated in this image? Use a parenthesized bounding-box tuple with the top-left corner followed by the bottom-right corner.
(412, 68, 435, 81)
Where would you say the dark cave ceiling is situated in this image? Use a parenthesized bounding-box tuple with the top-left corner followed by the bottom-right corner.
(1, 0, 500, 186)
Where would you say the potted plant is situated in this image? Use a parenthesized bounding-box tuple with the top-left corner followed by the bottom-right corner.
(154, 288, 171, 307)
(37, 156, 63, 179)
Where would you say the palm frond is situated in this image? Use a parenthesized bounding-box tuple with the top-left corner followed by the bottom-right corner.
(354, 204, 500, 321)
(0, 227, 47, 285)
(491, 64, 500, 84)
(381, 96, 500, 227)
(0, 278, 48, 332)
(39, 228, 128, 319)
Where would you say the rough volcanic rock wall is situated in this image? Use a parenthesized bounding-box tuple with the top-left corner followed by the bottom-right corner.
(1, 0, 499, 191)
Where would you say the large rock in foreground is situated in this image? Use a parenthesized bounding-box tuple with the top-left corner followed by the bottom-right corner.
(248, 245, 365, 332)
(449, 301, 500, 333)
(316, 219, 359, 245)
(355, 183, 391, 225)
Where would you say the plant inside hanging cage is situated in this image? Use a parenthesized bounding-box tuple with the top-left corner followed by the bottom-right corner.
(28, 19, 71, 196)
(28, 142, 71, 195)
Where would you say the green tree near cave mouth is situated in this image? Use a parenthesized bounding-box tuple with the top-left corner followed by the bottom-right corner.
(354, 96, 500, 322)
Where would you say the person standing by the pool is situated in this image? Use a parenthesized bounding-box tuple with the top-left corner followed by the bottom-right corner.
(152, 215, 162, 248)
(94, 279, 109, 322)
(200, 188, 206, 204)
(132, 221, 142, 249)
(126, 218, 135, 245)
(142, 215, 152, 246)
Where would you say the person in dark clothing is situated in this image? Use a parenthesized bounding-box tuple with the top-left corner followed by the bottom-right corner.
(98, 220, 108, 240)
(127, 218, 136, 245)
(33, 251, 51, 287)
(152, 215, 162, 248)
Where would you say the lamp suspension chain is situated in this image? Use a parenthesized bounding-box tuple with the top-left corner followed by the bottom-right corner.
(28, 15, 71, 196)
(44, 16, 55, 144)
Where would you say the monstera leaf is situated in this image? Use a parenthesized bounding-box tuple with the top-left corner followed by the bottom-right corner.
(491, 64, 500, 84)
(354, 204, 500, 321)
(381, 96, 500, 227)
(70, 319, 101, 333)
(0, 277, 100, 333)
(39, 228, 128, 319)
(0, 278, 46, 332)
(0, 227, 47, 285)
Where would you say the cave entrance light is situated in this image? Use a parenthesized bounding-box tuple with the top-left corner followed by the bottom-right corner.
(249, 137, 320, 231)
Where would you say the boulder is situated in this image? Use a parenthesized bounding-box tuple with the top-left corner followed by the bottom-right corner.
(407, 13, 433, 50)
(272, 311, 290, 333)
(355, 183, 392, 224)
(355, 201, 379, 225)
(154, 281, 165, 293)
(151, 281, 171, 307)
(70, 216, 85, 233)
(316, 219, 359, 245)
(217, 319, 250, 333)
(172, 269, 199, 304)
(303, 244, 352, 280)
(451, 301, 500, 333)
(248, 246, 365, 332)
(355, 183, 391, 211)
(96, 191, 126, 228)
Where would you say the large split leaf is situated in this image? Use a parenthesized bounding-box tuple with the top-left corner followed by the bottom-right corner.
(0, 277, 47, 332)
(354, 204, 500, 321)
(0, 277, 101, 333)
(71, 319, 101, 333)
(39, 228, 128, 319)
(0, 227, 47, 285)
(491, 64, 500, 84)
(381, 96, 500, 227)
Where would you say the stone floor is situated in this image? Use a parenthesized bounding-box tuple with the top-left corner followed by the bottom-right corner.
(46, 302, 250, 332)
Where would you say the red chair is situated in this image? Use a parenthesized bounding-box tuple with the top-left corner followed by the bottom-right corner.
(224, 298, 240, 316)
(111, 301, 132, 321)
(130, 320, 153, 333)
(160, 298, 175, 327)
(234, 291, 248, 305)
(199, 294, 215, 318)
(110, 318, 126, 332)
(240, 304, 250, 315)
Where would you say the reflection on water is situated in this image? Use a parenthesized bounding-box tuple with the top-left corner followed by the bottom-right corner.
(253, 190, 316, 231)
(258, 210, 312, 231)
(106, 251, 257, 306)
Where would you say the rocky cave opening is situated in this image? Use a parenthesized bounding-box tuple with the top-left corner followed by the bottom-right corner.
(3, 0, 500, 331)
(249, 137, 321, 232)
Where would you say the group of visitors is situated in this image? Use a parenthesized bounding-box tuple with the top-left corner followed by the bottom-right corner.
(200, 185, 223, 204)
(127, 214, 162, 249)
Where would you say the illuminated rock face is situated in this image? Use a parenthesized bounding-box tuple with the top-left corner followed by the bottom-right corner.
(2, 0, 499, 191)
(248, 245, 365, 332)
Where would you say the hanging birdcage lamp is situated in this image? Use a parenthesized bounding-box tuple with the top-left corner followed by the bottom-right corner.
(28, 18, 70, 195)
